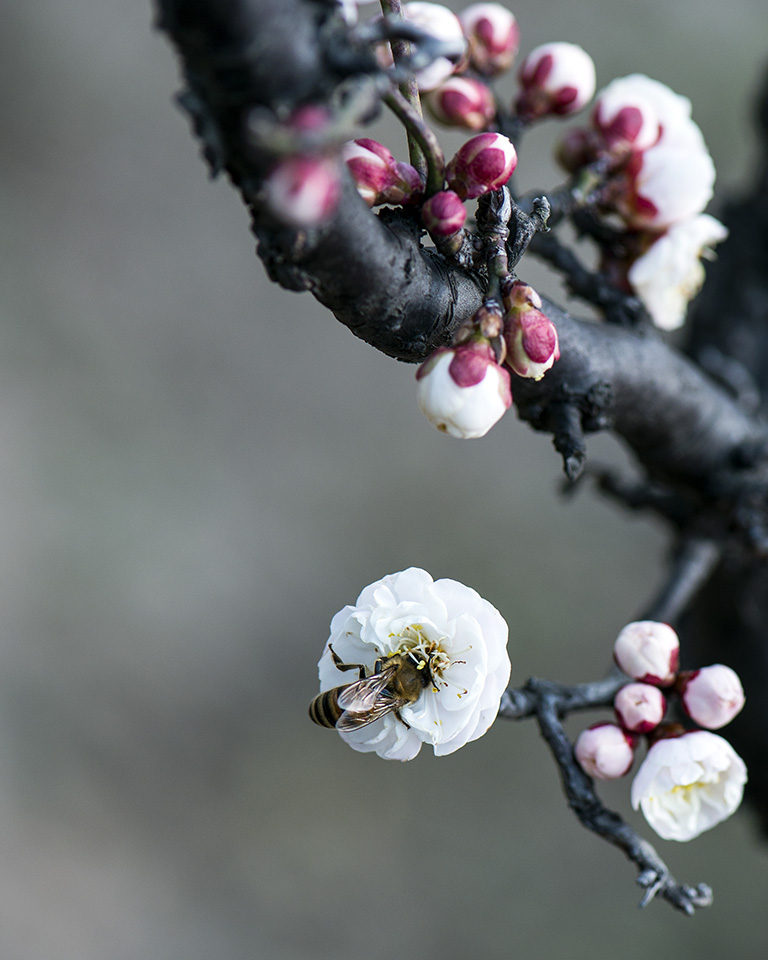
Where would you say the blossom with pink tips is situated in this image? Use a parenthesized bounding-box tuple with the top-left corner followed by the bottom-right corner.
(613, 620, 680, 687)
(263, 155, 341, 226)
(680, 665, 746, 730)
(614, 683, 667, 734)
(459, 3, 520, 76)
(342, 138, 397, 207)
(421, 190, 467, 237)
(446, 132, 517, 200)
(516, 42, 596, 121)
(574, 723, 636, 781)
(502, 281, 559, 380)
(416, 340, 512, 438)
(427, 76, 496, 130)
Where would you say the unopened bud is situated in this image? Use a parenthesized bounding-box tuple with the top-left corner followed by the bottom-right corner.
(516, 42, 596, 121)
(382, 161, 424, 205)
(574, 723, 636, 780)
(459, 3, 520, 76)
(264, 155, 340, 226)
(427, 76, 496, 131)
(342, 138, 397, 206)
(614, 682, 667, 733)
(401, 3, 466, 91)
(503, 281, 559, 380)
(593, 79, 660, 152)
(555, 127, 602, 173)
(421, 190, 467, 237)
(416, 340, 512, 439)
(613, 621, 680, 687)
(446, 132, 517, 200)
(680, 665, 745, 730)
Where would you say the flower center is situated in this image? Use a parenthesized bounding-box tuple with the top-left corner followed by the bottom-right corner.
(388, 623, 452, 685)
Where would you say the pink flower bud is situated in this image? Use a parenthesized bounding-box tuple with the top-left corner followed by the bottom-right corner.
(516, 42, 596, 121)
(459, 3, 520, 76)
(427, 76, 496, 131)
(416, 341, 512, 438)
(263, 155, 340, 226)
(382, 161, 424, 205)
(680, 665, 745, 730)
(502, 281, 559, 380)
(342, 138, 397, 206)
(613, 621, 680, 687)
(614, 683, 667, 733)
(421, 190, 467, 237)
(574, 723, 636, 781)
(592, 80, 660, 153)
(446, 132, 517, 200)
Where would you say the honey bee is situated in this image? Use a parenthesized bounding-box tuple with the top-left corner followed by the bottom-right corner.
(309, 644, 435, 732)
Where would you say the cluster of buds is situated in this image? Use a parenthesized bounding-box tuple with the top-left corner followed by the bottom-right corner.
(415, 283, 559, 439)
(342, 139, 423, 208)
(558, 74, 727, 329)
(574, 621, 747, 841)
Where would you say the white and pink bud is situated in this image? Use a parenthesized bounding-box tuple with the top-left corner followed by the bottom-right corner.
(421, 189, 467, 237)
(515, 42, 596, 121)
(459, 3, 520, 76)
(446, 132, 517, 200)
(614, 683, 667, 734)
(400, 3, 467, 91)
(574, 723, 636, 781)
(263, 155, 341, 227)
(427, 76, 496, 130)
(502, 281, 559, 380)
(416, 340, 512, 438)
(593, 78, 660, 153)
(342, 138, 397, 206)
(613, 620, 680, 687)
(383, 162, 424, 205)
(679, 665, 746, 730)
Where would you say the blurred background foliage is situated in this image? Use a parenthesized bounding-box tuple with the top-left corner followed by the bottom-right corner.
(1, 1, 767, 957)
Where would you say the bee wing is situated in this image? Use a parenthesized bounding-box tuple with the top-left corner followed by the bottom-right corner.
(336, 691, 409, 732)
(336, 665, 395, 712)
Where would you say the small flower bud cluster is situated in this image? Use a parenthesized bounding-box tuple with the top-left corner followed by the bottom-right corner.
(573, 619, 747, 842)
(415, 282, 559, 439)
(557, 74, 727, 330)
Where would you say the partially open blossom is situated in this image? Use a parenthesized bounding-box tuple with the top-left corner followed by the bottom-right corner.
(627, 214, 728, 330)
(502, 281, 559, 380)
(459, 3, 520, 76)
(619, 144, 716, 230)
(446, 132, 517, 199)
(631, 730, 747, 841)
(680, 665, 746, 730)
(427, 76, 496, 130)
(574, 723, 636, 780)
(613, 620, 679, 686)
(317, 567, 511, 760)
(421, 189, 467, 237)
(399, 3, 466, 91)
(516, 42, 596, 121)
(614, 682, 667, 733)
(416, 340, 512, 438)
(593, 78, 660, 152)
(342, 138, 397, 206)
(264, 155, 340, 226)
(612, 74, 706, 153)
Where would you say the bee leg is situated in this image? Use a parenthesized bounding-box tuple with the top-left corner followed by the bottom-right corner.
(328, 643, 367, 680)
(394, 709, 411, 730)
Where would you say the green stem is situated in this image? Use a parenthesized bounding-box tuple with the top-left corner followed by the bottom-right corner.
(383, 87, 445, 196)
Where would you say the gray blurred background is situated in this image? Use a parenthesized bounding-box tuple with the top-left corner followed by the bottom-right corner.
(1, 1, 767, 957)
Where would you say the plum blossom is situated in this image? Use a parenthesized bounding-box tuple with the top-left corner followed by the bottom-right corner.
(426, 76, 496, 130)
(574, 723, 636, 780)
(613, 620, 680, 686)
(627, 214, 728, 330)
(416, 341, 512, 438)
(680, 664, 746, 730)
(516, 42, 596, 120)
(631, 731, 747, 841)
(317, 568, 511, 760)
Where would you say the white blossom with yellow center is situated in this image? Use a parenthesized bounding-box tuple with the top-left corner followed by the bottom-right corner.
(317, 567, 510, 760)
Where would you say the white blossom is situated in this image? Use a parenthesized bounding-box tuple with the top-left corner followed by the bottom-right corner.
(631, 731, 747, 841)
(628, 214, 728, 330)
(317, 568, 511, 760)
(614, 682, 666, 733)
(613, 620, 679, 686)
(681, 664, 746, 730)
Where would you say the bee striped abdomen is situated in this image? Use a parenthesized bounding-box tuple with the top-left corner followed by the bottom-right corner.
(308, 686, 348, 728)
